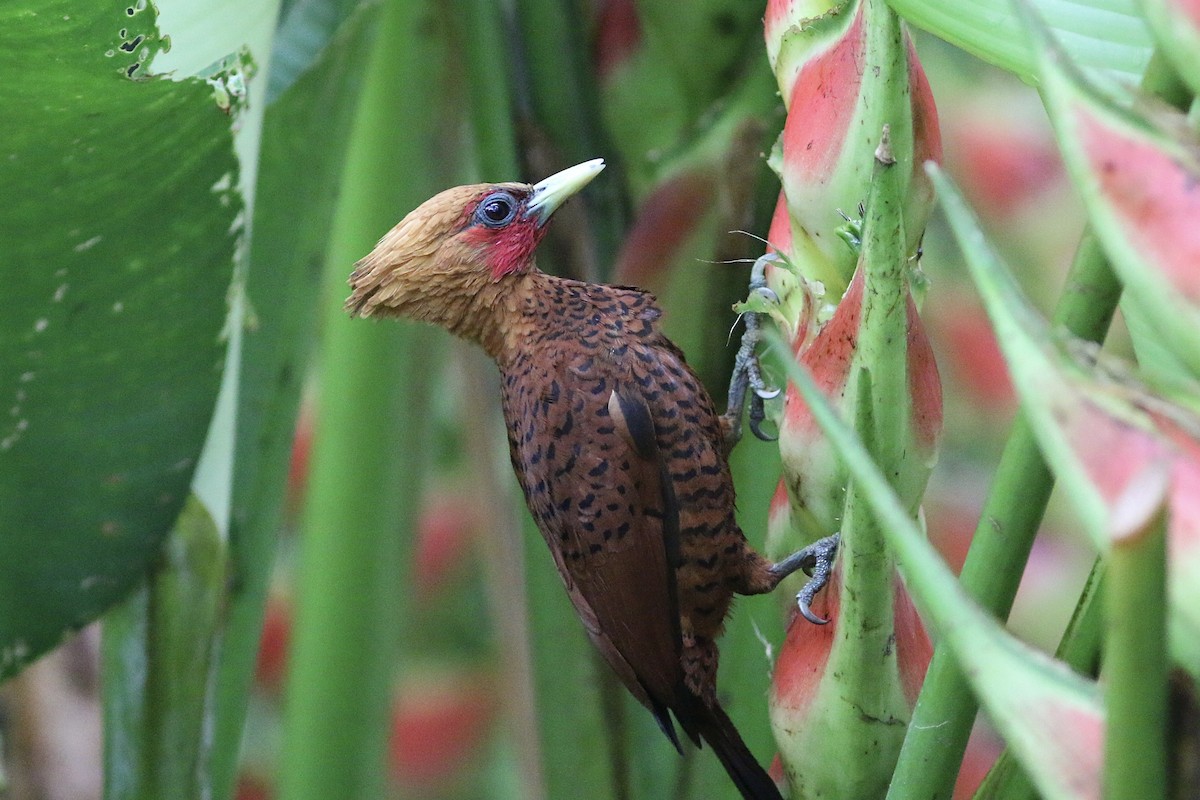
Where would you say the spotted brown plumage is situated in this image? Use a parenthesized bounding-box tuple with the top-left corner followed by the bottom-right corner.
(346, 160, 836, 800)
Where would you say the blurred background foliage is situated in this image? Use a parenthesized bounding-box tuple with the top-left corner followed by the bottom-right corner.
(0, 0, 1184, 799)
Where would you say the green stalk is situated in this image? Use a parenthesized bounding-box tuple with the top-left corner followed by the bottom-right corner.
(1105, 501, 1169, 799)
(277, 1, 440, 798)
(458, 0, 520, 177)
(512, 0, 627, 282)
(887, 51, 1189, 799)
(1054, 560, 1106, 678)
(522, 520, 619, 798)
(102, 498, 227, 800)
(209, 8, 384, 797)
(451, 2, 571, 798)
(278, 295, 417, 800)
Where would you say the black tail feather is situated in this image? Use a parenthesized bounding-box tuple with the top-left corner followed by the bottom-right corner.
(676, 694, 783, 800)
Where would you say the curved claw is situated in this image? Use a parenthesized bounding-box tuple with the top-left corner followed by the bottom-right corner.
(791, 533, 840, 626)
(796, 559, 832, 625)
(748, 417, 778, 442)
(748, 395, 778, 442)
(752, 285, 780, 304)
(798, 585, 829, 626)
(723, 260, 784, 448)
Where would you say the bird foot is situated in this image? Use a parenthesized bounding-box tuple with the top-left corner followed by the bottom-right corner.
(768, 534, 840, 625)
(722, 254, 782, 449)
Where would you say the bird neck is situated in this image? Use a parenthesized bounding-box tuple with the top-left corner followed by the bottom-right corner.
(464, 270, 576, 364)
(416, 269, 646, 365)
(449, 274, 523, 360)
(416, 268, 542, 362)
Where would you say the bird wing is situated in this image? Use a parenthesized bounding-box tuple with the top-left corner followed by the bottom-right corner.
(503, 346, 685, 745)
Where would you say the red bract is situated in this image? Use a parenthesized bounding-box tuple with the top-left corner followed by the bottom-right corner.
(771, 570, 839, 718)
(255, 595, 291, 693)
(389, 673, 495, 792)
(593, 0, 641, 80)
(906, 35, 942, 209)
(1076, 113, 1200, 303)
(286, 406, 313, 515)
(954, 724, 1003, 800)
(1177, 0, 1200, 22)
(613, 169, 714, 287)
(235, 774, 273, 800)
(771, 570, 929, 712)
(412, 491, 479, 602)
(931, 299, 1015, 412)
(949, 107, 1064, 218)
(925, 497, 979, 575)
(765, 477, 792, 556)
(1024, 703, 1104, 799)
(766, 0, 941, 292)
(1062, 394, 1173, 540)
(1159, 417, 1200, 554)
(779, 9, 866, 184)
(1037, 32, 1200, 379)
(777, 267, 942, 537)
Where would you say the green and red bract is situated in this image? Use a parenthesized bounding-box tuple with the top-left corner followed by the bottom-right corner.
(757, 2, 944, 795)
(1034, 15, 1200, 383)
(764, 0, 940, 296)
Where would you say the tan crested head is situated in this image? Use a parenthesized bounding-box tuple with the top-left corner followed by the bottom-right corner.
(345, 160, 605, 348)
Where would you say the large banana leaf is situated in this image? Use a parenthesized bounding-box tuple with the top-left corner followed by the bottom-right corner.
(0, 1, 242, 678)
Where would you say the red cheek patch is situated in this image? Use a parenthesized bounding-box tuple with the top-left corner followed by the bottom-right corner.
(461, 219, 547, 281)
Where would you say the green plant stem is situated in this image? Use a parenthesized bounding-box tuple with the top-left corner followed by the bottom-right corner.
(102, 498, 226, 800)
(888, 48, 1190, 798)
(452, 2, 560, 797)
(209, 9, 383, 797)
(512, 0, 626, 282)
(277, 1, 439, 799)
(278, 312, 418, 800)
(1105, 508, 1169, 799)
(458, 0, 520, 177)
(1055, 560, 1106, 676)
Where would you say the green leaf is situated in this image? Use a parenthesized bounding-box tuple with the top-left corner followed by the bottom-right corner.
(266, 0, 371, 101)
(889, 0, 1153, 84)
(0, 1, 240, 678)
(888, 46, 1190, 800)
(1141, 0, 1200, 97)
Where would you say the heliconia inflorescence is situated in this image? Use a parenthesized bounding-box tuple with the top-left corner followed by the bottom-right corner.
(754, 0, 944, 796)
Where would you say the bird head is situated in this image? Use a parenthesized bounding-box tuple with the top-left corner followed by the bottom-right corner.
(345, 159, 605, 320)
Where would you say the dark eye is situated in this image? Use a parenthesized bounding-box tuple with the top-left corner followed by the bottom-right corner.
(475, 191, 518, 228)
